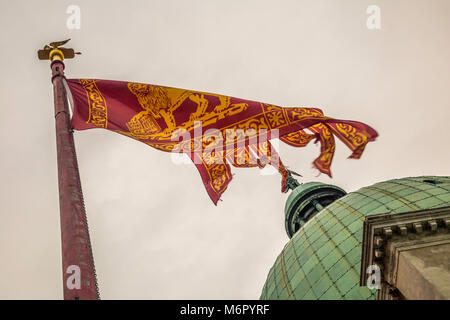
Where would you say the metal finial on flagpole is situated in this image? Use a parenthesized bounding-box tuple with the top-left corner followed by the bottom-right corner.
(38, 39, 81, 61)
(38, 40, 99, 300)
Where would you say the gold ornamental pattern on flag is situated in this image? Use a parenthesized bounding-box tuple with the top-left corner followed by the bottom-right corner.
(68, 79, 378, 204)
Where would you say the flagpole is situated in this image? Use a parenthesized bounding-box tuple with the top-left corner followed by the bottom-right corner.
(39, 41, 99, 300)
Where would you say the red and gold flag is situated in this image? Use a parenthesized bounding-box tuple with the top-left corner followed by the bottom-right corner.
(67, 79, 378, 204)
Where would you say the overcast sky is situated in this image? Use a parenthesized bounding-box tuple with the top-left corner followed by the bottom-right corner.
(1, 0, 450, 299)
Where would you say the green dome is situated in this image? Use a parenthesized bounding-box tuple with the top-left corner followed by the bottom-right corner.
(260, 176, 450, 300)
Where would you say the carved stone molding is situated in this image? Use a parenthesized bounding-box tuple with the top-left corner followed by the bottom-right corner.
(360, 206, 450, 300)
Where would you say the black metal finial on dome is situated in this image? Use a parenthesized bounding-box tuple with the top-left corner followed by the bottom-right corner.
(284, 170, 302, 193)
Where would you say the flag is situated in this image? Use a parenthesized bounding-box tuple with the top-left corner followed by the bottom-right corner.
(67, 79, 378, 204)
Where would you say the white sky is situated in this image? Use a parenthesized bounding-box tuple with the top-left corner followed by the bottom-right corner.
(1, 0, 450, 299)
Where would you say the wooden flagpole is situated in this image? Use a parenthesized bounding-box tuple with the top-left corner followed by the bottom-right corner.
(38, 40, 99, 300)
